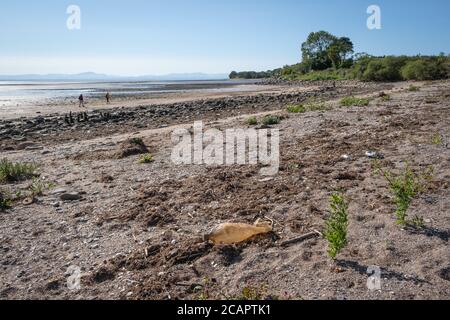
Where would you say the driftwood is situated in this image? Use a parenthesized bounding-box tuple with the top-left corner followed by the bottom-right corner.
(280, 230, 322, 247)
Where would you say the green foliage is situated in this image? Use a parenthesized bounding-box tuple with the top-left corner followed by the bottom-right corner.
(29, 178, 55, 197)
(262, 115, 281, 126)
(0, 189, 12, 211)
(246, 116, 258, 126)
(229, 70, 273, 79)
(340, 96, 371, 107)
(138, 153, 154, 164)
(286, 104, 306, 113)
(301, 31, 354, 71)
(231, 31, 449, 83)
(408, 85, 420, 92)
(0, 159, 38, 183)
(380, 94, 391, 102)
(401, 57, 448, 80)
(324, 193, 349, 259)
(375, 163, 434, 225)
(431, 133, 443, 146)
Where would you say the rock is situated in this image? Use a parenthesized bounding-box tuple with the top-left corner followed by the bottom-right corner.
(60, 192, 82, 201)
(51, 188, 67, 195)
(365, 151, 384, 159)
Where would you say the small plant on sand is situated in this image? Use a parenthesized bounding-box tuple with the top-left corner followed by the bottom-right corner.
(286, 104, 306, 113)
(262, 115, 281, 126)
(431, 133, 443, 146)
(340, 96, 371, 107)
(374, 162, 434, 226)
(0, 189, 12, 211)
(246, 116, 258, 126)
(324, 192, 349, 259)
(380, 94, 391, 102)
(0, 159, 38, 183)
(138, 153, 154, 164)
(29, 178, 55, 197)
(408, 85, 420, 92)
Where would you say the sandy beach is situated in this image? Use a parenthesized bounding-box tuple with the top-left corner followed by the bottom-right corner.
(1, 80, 448, 299)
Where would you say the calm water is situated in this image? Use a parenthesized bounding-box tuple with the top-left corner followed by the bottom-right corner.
(0, 80, 258, 106)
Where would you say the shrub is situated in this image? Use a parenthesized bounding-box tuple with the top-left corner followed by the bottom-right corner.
(246, 116, 258, 125)
(401, 58, 448, 81)
(262, 115, 280, 126)
(324, 192, 349, 259)
(408, 85, 420, 92)
(360, 56, 408, 82)
(376, 163, 434, 225)
(340, 96, 370, 107)
(0, 159, 38, 183)
(138, 153, 154, 164)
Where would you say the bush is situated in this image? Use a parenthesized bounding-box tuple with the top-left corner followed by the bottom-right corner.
(401, 57, 448, 80)
(375, 163, 434, 225)
(360, 56, 409, 82)
(0, 159, 38, 183)
(246, 116, 258, 125)
(262, 115, 281, 126)
(324, 193, 349, 259)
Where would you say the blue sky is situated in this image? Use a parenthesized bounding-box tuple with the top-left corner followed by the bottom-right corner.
(0, 0, 449, 75)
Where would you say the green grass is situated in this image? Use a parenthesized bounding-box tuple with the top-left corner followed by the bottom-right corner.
(138, 153, 154, 164)
(246, 116, 258, 126)
(375, 163, 434, 226)
(0, 159, 38, 183)
(324, 192, 349, 259)
(286, 104, 306, 113)
(0, 189, 12, 211)
(29, 178, 55, 197)
(380, 94, 391, 102)
(262, 115, 281, 126)
(431, 133, 443, 146)
(340, 96, 371, 107)
(408, 85, 420, 92)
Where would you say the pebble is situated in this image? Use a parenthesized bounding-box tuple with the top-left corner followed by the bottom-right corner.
(60, 192, 82, 201)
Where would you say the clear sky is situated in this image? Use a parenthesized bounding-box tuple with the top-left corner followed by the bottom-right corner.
(0, 0, 449, 75)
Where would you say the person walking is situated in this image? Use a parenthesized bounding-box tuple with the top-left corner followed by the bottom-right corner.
(78, 94, 85, 108)
(105, 92, 111, 104)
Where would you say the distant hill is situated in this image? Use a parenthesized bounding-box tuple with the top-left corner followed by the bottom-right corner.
(0, 72, 229, 81)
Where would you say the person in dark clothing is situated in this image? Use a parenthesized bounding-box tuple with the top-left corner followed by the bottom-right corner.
(105, 92, 111, 104)
(78, 94, 85, 108)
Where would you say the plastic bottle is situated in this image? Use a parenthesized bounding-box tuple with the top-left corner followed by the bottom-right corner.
(205, 219, 273, 245)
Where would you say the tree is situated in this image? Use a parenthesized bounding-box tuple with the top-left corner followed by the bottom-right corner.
(328, 37, 354, 69)
(301, 31, 354, 71)
(301, 31, 338, 71)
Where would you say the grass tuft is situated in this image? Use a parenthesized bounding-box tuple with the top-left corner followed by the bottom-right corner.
(0, 159, 38, 183)
(138, 153, 154, 164)
(246, 116, 258, 126)
(340, 96, 371, 107)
